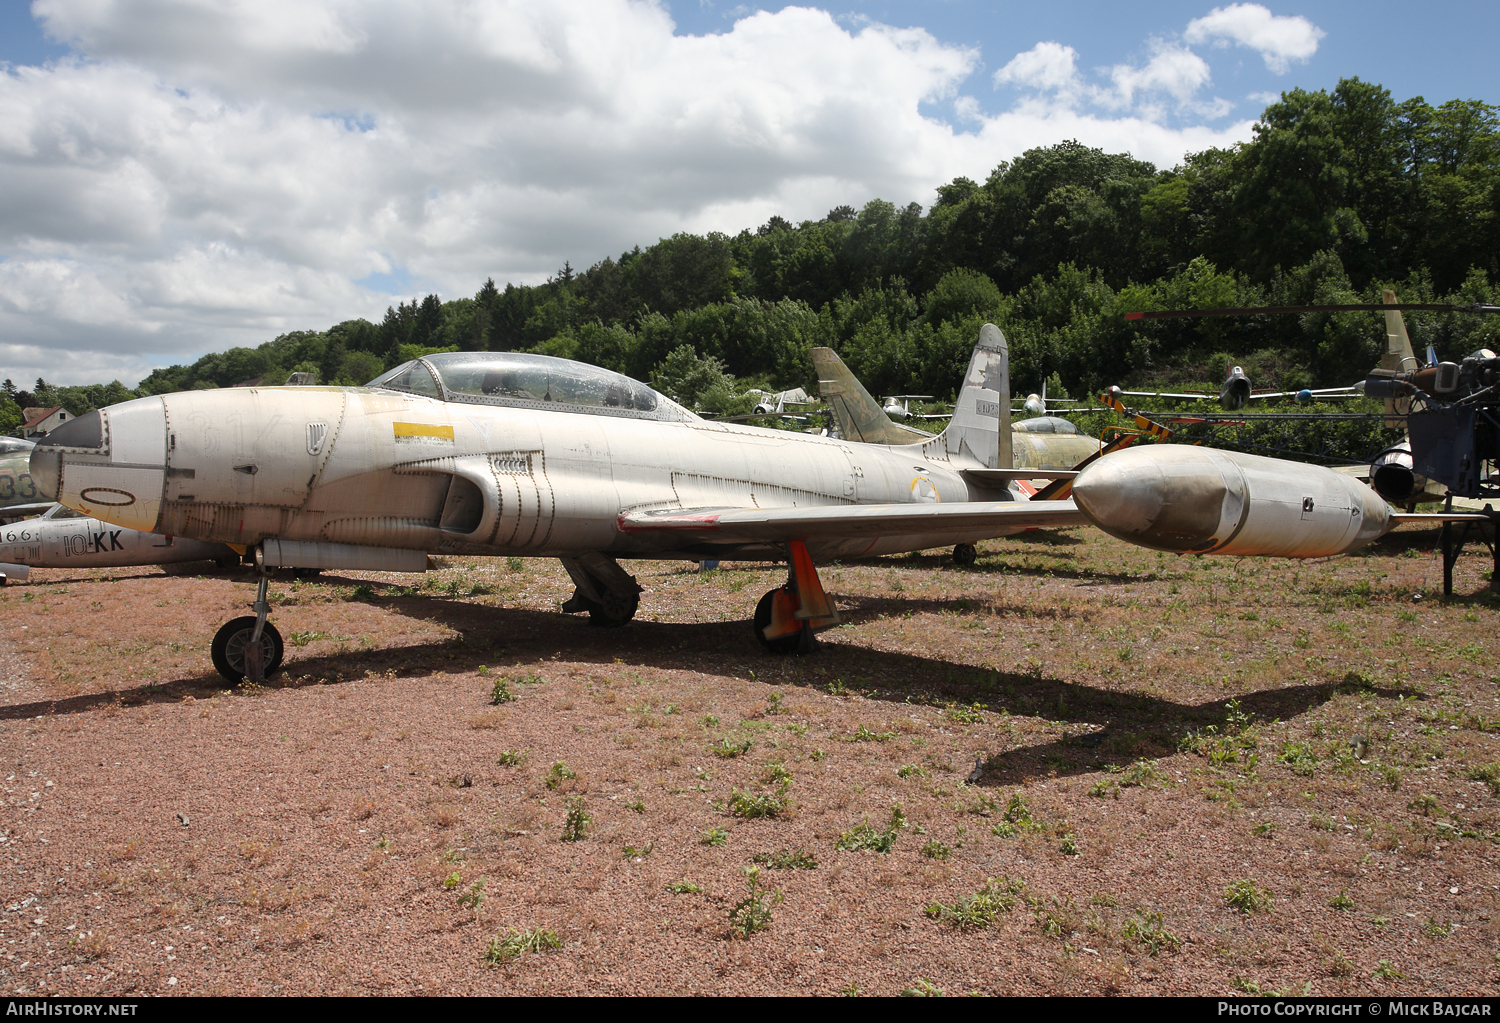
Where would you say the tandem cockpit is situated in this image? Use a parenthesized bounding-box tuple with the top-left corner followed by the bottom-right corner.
(367, 352, 697, 423)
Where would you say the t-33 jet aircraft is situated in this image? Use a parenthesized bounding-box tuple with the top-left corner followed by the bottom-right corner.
(29, 325, 1456, 683)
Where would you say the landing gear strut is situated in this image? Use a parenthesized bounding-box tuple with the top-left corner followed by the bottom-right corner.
(754, 540, 840, 655)
(211, 564, 284, 684)
(560, 553, 643, 627)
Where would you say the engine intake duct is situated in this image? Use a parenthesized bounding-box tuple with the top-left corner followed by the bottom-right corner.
(260, 539, 428, 573)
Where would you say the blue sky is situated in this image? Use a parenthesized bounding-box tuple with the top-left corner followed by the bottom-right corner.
(7, 2, 1498, 111)
(0, 1, 1494, 385)
(662, 1, 1499, 117)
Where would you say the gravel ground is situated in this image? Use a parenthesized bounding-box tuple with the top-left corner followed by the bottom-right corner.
(2, 526, 1497, 996)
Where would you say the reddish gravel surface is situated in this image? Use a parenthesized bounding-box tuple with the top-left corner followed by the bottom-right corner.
(2, 526, 1497, 996)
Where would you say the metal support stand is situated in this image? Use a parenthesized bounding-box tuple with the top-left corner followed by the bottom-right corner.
(1440, 498, 1499, 598)
(1442, 495, 1454, 598)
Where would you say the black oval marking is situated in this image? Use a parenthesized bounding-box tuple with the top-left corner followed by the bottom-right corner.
(79, 487, 136, 507)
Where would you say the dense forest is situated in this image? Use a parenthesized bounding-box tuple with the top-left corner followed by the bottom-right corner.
(4, 78, 1498, 436)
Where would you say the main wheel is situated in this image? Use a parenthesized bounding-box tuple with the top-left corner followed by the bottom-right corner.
(952, 543, 978, 566)
(588, 588, 639, 628)
(211, 616, 285, 684)
(753, 588, 805, 654)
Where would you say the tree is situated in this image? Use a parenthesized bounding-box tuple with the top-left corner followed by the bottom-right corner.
(649, 345, 734, 408)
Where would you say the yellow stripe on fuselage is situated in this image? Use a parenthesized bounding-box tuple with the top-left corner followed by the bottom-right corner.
(393, 422, 455, 441)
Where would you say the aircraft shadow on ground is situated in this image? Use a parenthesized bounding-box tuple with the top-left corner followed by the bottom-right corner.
(14, 564, 248, 587)
(835, 593, 1090, 623)
(1, 588, 1413, 785)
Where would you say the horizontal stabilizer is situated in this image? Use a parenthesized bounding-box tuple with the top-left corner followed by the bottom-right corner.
(963, 468, 1078, 483)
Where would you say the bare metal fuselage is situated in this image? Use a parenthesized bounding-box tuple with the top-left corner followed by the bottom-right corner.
(44, 387, 1029, 564)
(0, 506, 235, 573)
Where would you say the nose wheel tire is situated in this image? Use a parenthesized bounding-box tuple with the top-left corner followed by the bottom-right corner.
(952, 543, 977, 566)
(211, 616, 285, 684)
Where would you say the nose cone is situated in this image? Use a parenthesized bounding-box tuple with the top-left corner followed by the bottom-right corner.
(1220, 376, 1251, 410)
(1073, 446, 1241, 553)
(35, 398, 168, 531)
(30, 408, 105, 499)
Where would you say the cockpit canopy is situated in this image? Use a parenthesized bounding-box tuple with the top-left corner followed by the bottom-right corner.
(367, 352, 693, 422)
(1013, 415, 1081, 435)
(0, 436, 35, 454)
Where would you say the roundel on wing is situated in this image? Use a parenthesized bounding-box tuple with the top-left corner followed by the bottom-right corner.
(79, 487, 137, 507)
(910, 477, 939, 503)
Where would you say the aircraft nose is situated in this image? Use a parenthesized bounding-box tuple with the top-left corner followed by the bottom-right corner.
(32, 399, 168, 531)
(1072, 447, 1232, 553)
(29, 408, 105, 500)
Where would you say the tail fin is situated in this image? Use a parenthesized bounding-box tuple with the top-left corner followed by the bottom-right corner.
(1381, 289, 1417, 427)
(1380, 288, 1418, 372)
(809, 348, 929, 445)
(938, 323, 1011, 469)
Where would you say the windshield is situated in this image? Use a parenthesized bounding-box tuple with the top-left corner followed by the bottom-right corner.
(0, 436, 36, 454)
(1014, 416, 1080, 435)
(369, 352, 692, 422)
(367, 360, 441, 397)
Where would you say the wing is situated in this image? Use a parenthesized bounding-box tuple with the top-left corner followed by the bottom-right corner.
(1115, 389, 1216, 401)
(0, 501, 53, 524)
(1246, 387, 1363, 401)
(617, 499, 1086, 543)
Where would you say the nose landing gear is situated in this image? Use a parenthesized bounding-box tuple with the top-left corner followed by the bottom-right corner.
(211, 559, 285, 684)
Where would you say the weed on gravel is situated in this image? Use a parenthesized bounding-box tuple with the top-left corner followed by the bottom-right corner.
(728, 867, 782, 939)
(484, 927, 562, 966)
(1224, 879, 1274, 914)
(561, 797, 590, 842)
(753, 848, 818, 870)
(728, 783, 793, 819)
(925, 877, 1025, 931)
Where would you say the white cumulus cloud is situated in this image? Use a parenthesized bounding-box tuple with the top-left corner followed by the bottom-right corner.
(1184, 3, 1325, 74)
(993, 41, 1080, 94)
(1, 1, 1256, 385)
(1106, 43, 1212, 107)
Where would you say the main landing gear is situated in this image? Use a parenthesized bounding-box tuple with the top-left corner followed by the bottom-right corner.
(211, 564, 284, 684)
(952, 543, 977, 566)
(754, 540, 841, 655)
(560, 553, 643, 627)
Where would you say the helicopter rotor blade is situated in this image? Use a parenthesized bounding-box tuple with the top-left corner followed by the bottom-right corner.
(1125, 303, 1500, 320)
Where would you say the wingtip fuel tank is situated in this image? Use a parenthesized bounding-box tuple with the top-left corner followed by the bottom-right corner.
(1072, 445, 1392, 558)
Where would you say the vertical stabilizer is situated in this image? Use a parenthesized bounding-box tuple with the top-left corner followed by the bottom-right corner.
(1381, 289, 1417, 427)
(809, 348, 930, 445)
(940, 323, 1010, 469)
(1380, 289, 1417, 372)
